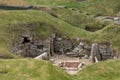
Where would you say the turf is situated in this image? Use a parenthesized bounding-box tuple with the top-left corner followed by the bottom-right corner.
(77, 59, 120, 80)
(0, 0, 29, 6)
(0, 59, 73, 80)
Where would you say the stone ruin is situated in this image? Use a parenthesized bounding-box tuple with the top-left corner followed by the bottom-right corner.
(54, 37, 73, 55)
(91, 43, 116, 62)
(53, 35, 91, 58)
(12, 32, 116, 62)
(12, 34, 51, 59)
(66, 42, 91, 57)
(53, 35, 116, 62)
(11, 32, 117, 75)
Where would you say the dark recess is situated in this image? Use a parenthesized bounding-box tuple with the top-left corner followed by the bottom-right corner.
(22, 37, 30, 44)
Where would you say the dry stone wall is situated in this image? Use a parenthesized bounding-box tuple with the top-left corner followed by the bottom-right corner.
(12, 35, 51, 58)
(54, 36, 116, 61)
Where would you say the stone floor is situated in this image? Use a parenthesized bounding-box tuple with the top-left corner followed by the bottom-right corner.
(50, 54, 92, 75)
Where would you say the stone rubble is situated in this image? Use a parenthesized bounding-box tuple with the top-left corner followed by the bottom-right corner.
(54, 37, 73, 55)
(54, 37, 116, 61)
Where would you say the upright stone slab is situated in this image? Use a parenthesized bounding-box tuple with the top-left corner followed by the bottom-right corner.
(91, 43, 101, 62)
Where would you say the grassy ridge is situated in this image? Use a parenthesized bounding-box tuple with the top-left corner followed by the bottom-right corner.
(0, 11, 120, 57)
(24, 0, 76, 7)
(0, 0, 29, 6)
(0, 58, 120, 80)
(0, 59, 73, 80)
(53, 8, 107, 29)
(25, 0, 120, 16)
(77, 60, 120, 80)
(81, 0, 120, 16)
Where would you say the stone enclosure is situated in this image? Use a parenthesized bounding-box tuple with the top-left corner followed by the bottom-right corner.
(11, 32, 117, 74)
(53, 34, 116, 62)
(12, 32, 117, 62)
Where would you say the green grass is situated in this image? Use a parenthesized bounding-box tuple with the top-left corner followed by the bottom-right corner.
(77, 60, 120, 80)
(24, 0, 77, 7)
(0, 59, 120, 80)
(53, 8, 107, 29)
(25, 0, 120, 16)
(0, 59, 73, 80)
(0, 0, 29, 6)
(78, 0, 120, 16)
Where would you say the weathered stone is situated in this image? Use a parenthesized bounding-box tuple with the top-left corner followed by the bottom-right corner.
(91, 43, 101, 62)
(73, 47, 80, 53)
(76, 38, 80, 41)
(14, 37, 51, 57)
(30, 45, 37, 49)
(84, 55, 89, 59)
(79, 42, 84, 46)
(57, 6, 66, 8)
(57, 38, 62, 41)
(35, 52, 49, 60)
(98, 44, 114, 60)
(49, 59, 55, 63)
(84, 44, 91, 51)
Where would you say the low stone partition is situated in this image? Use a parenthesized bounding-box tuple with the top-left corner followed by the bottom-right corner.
(0, 5, 33, 10)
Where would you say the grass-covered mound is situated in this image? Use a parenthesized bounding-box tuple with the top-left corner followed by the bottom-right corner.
(0, 59, 73, 80)
(0, 10, 90, 58)
(77, 60, 120, 80)
(53, 8, 107, 30)
(0, 11, 120, 58)
(0, 0, 29, 6)
(24, 0, 76, 7)
(82, 0, 120, 16)
(25, 0, 120, 16)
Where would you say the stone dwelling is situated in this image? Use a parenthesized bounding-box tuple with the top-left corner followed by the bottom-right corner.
(12, 32, 116, 62)
(12, 34, 52, 58)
